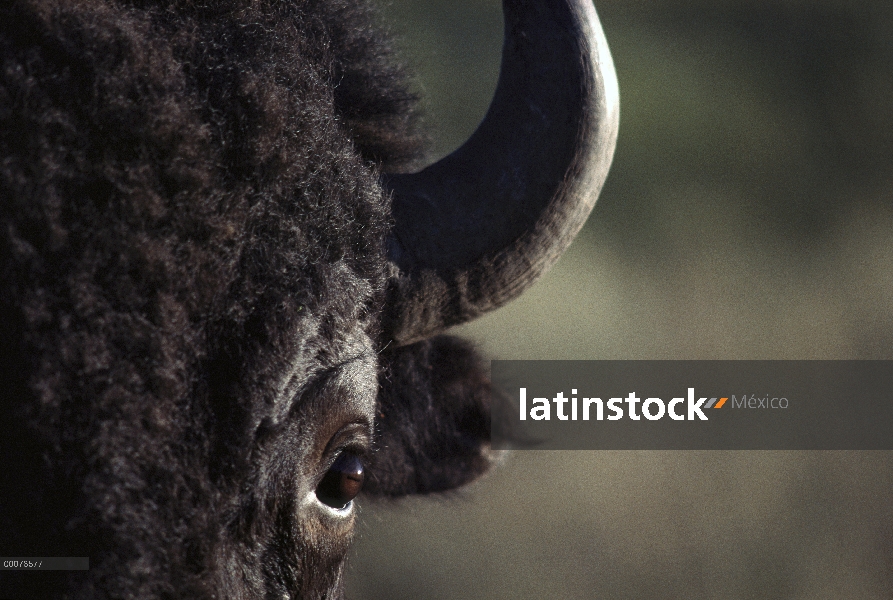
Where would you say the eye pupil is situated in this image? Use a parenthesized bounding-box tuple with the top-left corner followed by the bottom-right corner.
(316, 453, 365, 509)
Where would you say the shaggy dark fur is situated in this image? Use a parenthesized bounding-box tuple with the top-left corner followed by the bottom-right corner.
(369, 336, 493, 496)
(0, 1, 492, 598)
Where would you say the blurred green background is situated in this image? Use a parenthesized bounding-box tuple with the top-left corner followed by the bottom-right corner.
(347, 1, 893, 598)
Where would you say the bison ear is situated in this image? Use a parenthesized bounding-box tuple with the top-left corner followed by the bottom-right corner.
(364, 336, 496, 496)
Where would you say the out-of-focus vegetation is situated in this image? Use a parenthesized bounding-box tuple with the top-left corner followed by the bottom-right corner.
(348, 1, 893, 598)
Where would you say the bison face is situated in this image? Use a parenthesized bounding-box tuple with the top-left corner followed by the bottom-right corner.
(217, 325, 380, 598)
(0, 0, 617, 598)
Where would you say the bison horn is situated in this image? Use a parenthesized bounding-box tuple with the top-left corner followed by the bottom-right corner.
(382, 0, 620, 346)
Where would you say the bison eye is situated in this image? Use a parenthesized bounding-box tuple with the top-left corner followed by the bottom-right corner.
(316, 452, 364, 509)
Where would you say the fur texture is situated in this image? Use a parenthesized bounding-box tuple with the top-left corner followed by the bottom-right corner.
(0, 1, 492, 598)
(370, 336, 494, 496)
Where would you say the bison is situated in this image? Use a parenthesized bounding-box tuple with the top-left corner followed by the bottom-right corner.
(0, 0, 618, 597)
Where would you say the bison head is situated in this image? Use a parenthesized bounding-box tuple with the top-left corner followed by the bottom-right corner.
(0, 0, 617, 598)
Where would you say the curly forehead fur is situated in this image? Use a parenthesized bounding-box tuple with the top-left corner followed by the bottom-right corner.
(0, 0, 491, 597)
